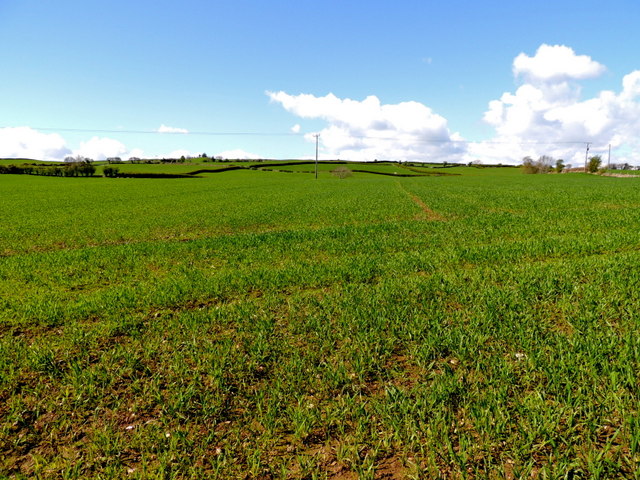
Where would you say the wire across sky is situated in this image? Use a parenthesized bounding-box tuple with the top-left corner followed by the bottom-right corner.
(2, 125, 594, 146)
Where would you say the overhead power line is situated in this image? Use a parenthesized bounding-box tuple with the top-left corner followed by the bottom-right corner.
(7, 126, 301, 137)
(1, 125, 596, 147)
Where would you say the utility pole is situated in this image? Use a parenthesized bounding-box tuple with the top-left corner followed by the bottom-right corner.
(607, 144, 611, 169)
(584, 142, 591, 172)
(314, 134, 319, 179)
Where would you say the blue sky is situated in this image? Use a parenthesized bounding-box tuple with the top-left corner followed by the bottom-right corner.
(1, 0, 640, 164)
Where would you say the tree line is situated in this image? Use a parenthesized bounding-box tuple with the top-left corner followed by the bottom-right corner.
(521, 155, 605, 174)
(0, 159, 96, 177)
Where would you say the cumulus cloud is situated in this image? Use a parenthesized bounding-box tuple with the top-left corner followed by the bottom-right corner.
(267, 91, 464, 162)
(474, 45, 640, 165)
(5, 44, 640, 166)
(215, 149, 262, 160)
(269, 45, 640, 165)
(157, 124, 189, 134)
(0, 127, 146, 161)
(74, 136, 131, 160)
(0, 127, 71, 160)
(155, 149, 193, 159)
(513, 44, 605, 83)
(127, 148, 145, 159)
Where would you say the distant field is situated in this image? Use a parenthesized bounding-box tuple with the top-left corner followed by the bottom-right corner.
(0, 158, 55, 165)
(256, 162, 418, 176)
(98, 163, 219, 175)
(1, 166, 640, 478)
(1, 158, 452, 177)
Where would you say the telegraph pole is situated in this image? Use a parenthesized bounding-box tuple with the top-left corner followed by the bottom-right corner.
(607, 144, 611, 169)
(314, 134, 319, 179)
(584, 142, 591, 172)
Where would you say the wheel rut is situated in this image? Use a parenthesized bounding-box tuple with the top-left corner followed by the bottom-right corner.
(396, 182, 446, 221)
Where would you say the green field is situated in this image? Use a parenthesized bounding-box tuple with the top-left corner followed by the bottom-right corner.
(1, 164, 640, 478)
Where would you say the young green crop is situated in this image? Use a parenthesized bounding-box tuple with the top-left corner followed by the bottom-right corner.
(1, 167, 640, 478)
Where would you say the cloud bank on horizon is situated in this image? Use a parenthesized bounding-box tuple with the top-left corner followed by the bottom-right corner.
(270, 44, 640, 165)
(2, 45, 640, 165)
(472, 44, 640, 166)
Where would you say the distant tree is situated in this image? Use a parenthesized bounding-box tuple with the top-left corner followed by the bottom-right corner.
(0, 164, 29, 175)
(103, 166, 119, 177)
(588, 155, 602, 173)
(83, 162, 96, 176)
(522, 156, 537, 174)
(63, 163, 78, 177)
(555, 159, 565, 173)
(522, 155, 554, 174)
(612, 162, 632, 170)
(538, 155, 554, 173)
(331, 166, 352, 179)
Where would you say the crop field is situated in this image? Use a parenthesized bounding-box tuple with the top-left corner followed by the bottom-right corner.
(1, 164, 640, 479)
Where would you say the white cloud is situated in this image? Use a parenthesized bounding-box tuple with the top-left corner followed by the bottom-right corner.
(267, 91, 464, 161)
(475, 45, 640, 165)
(0, 127, 71, 160)
(161, 149, 194, 159)
(5, 44, 639, 167)
(127, 148, 145, 159)
(157, 124, 189, 134)
(513, 44, 605, 83)
(74, 136, 131, 160)
(0, 128, 146, 161)
(215, 149, 262, 160)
